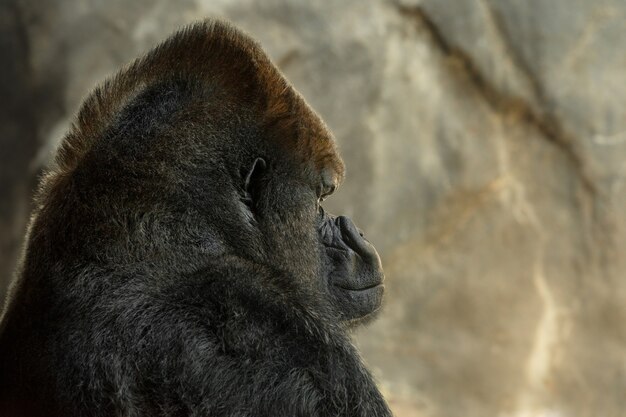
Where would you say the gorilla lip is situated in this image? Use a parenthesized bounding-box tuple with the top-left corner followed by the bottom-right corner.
(334, 281, 383, 290)
(334, 282, 384, 293)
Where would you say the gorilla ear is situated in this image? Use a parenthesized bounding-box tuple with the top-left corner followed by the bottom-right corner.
(242, 157, 267, 209)
(244, 157, 267, 192)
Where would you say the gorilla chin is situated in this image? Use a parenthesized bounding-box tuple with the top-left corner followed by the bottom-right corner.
(318, 209, 385, 322)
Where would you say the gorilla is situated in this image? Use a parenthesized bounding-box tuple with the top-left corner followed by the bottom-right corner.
(0, 20, 391, 417)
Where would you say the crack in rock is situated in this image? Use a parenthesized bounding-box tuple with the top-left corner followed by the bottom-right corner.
(395, 3, 597, 196)
(474, 0, 546, 107)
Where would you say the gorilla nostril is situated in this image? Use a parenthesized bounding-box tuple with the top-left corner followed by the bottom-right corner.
(337, 216, 370, 254)
(338, 216, 360, 237)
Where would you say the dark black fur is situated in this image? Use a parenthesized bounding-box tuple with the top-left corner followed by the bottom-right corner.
(0, 20, 390, 417)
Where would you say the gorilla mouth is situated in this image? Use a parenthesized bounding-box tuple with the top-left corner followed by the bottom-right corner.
(319, 212, 385, 320)
(333, 284, 385, 308)
(334, 282, 383, 292)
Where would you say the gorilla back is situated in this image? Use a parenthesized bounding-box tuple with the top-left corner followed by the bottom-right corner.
(0, 20, 391, 417)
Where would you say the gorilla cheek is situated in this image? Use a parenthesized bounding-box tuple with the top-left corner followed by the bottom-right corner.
(321, 215, 385, 321)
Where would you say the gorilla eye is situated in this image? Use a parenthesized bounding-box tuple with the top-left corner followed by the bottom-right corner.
(317, 184, 336, 203)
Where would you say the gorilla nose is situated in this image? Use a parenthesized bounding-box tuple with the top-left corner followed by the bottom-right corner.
(336, 216, 378, 262)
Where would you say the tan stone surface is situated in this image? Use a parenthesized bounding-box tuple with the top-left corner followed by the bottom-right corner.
(1, 1, 624, 416)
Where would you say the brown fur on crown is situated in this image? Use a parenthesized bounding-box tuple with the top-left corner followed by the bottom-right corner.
(54, 19, 345, 189)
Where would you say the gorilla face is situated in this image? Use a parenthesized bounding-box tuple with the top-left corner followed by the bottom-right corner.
(318, 209, 385, 322)
(242, 154, 385, 324)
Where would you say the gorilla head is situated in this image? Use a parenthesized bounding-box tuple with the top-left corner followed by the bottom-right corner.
(244, 152, 385, 323)
(0, 20, 389, 416)
(49, 19, 385, 324)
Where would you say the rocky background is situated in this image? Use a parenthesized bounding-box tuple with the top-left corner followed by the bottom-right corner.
(1, 0, 625, 416)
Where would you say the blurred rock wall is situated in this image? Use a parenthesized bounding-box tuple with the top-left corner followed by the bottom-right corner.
(1, 1, 625, 416)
